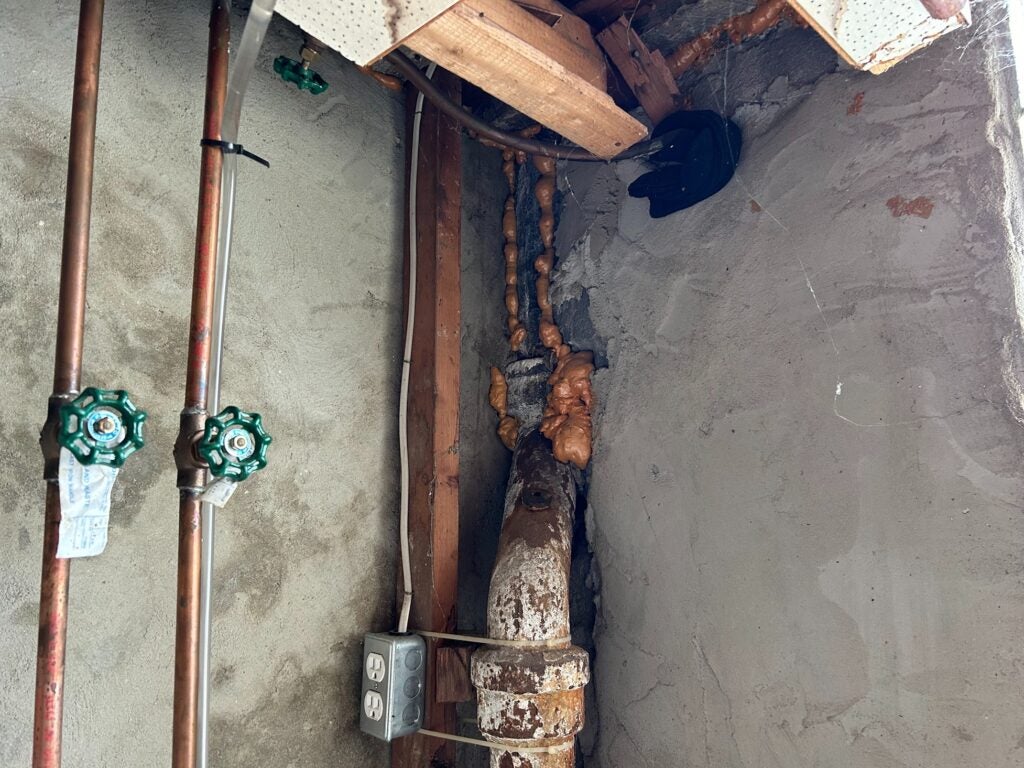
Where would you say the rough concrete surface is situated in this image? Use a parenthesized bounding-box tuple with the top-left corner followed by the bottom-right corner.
(558, 21, 1024, 768)
(0, 1, 487, 765)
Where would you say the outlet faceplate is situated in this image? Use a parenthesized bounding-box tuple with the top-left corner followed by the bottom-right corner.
(359, 633, 425, 741)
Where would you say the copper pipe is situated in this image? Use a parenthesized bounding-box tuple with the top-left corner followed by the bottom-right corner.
(52, 0, 103, 396)
(33, 2, 104, 766)
(33, 486, 71, 768)
(183, 0, 229, 413)
(171, 4, 229, 767)
(471, 429, 589, 768)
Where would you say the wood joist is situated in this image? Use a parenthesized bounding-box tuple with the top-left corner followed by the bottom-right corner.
(404, 0, 648, 158)
(391, 71, 462, 768)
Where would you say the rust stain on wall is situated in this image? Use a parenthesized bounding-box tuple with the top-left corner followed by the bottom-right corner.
(847, 91, 865, 115)
(886, 195, 934, 218)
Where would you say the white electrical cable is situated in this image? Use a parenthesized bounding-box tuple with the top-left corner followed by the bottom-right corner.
(398, 62, 438, 635)
(416, 630, 571, 648)
(417, 729, 572, 754)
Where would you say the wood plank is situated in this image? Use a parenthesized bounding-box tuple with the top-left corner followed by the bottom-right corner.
(454, 0, 606, 88)
(435, 646, 474, 703)
(515, 0, 606, 70)
(405, 0, 647, 159)
(391, 71, 462, 768)
(597, 16, 680, 126)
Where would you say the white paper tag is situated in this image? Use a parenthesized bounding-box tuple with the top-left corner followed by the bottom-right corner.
(200, 477, 238, 508)
(57, 447, 118, 559)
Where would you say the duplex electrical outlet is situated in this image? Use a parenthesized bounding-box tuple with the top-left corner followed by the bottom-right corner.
(359, 633, 425, 741)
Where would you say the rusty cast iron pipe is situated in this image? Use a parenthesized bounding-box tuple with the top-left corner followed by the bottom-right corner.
(171, 3, 229, 767)
(33, 1, 104, 766)
(471, 429, 590, 768)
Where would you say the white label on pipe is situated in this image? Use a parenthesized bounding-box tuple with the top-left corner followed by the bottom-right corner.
(200, 477, 238, 508)
(57, 447, 118, 559)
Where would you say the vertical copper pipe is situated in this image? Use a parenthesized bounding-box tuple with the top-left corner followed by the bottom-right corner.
(51, 0, 103, 395)
(172, 4, 229, 768)
(33, 2, 104, 766)
(33, 486, 70, 768)
(184, 0, 229, 412)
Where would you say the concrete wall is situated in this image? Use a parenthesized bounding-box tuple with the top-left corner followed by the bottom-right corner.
(558, 22, 1024, 768)
(0, 2, 494, 765)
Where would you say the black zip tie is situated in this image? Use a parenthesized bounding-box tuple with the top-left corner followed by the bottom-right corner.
(200, 138, 270, 168)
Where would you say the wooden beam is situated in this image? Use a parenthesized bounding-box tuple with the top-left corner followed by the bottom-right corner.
(597, 16, 680, 126)
(435, 646, 474, 703)
(391, 71, 462, 768)
(515, 0, 606, 68)
(432, 0, 606, 87)
(405, 0, 647, 159)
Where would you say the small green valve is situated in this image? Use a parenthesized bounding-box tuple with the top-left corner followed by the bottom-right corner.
(274, 55, 328, 95)
(198, 406, 271, 482)
(58, 388, 146, 468)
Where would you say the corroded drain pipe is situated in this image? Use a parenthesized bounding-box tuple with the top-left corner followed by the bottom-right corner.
(33, 2, 104, 765)
(471, 429, 590, 767)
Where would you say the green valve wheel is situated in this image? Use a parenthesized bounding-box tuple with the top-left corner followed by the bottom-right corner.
(274, 55, 328, 95)
(198, 406, 271, 482)
(58, 388, 146, 468)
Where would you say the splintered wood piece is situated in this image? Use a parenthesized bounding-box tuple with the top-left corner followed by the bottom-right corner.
(597, 16, 681, 126)
(405, 0, 648, 158)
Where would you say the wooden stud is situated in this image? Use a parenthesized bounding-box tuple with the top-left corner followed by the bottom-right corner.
(597, 16, 680, 126)
(435, 646, 474, 703)
(391, 71, 462, 768)
(405, 0, 648, 159)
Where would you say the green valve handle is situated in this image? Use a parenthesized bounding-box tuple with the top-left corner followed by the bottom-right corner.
(58, 387, 146, 468)
(198, 406, 271, 482)
(274, 56, 328, 95)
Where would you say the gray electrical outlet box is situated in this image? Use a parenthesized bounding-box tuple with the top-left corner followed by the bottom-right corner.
(359, 632, 426, 741)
